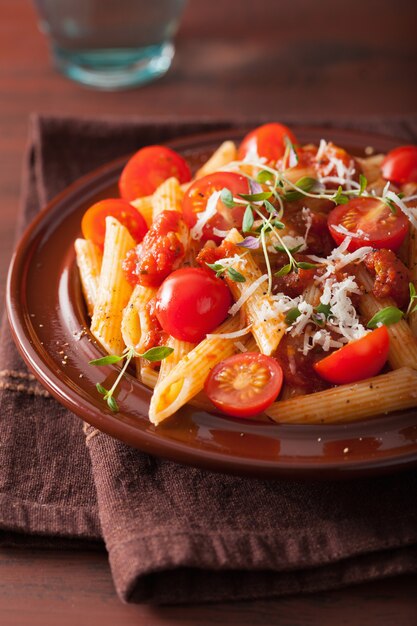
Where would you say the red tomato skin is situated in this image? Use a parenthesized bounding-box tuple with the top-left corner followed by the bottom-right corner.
(328, 197, 409, 252)
(204, 353, 284, 418)
(155, 268, 232, 343)
(237, 123, 298, 164)
(182, 172, 249, 243)
(119, 145, 192, 201)
(81, 199, 148, 249)
(313, 326, 390, 385)
(381, 145, 417, 184)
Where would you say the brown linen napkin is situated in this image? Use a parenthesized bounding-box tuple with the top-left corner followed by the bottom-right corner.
(1, 114, 417, 604)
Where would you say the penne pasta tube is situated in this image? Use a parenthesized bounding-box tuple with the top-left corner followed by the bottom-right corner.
(223, 229, 287, 355)
(121, 284, 157, 351)
(196, 141, 237, 178)
(131, 182, 191, 226)
(74, 238, 102, 317)
(151, 177, 184, 218)
(148, 316, 242, 424)
(266, 367, 417, 424)
(90, 217, 135, 355)
(157, 335, 196, 381)
(356, 266, 417, 370)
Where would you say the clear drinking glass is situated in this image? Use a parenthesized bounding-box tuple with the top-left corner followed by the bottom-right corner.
(33, 0, 187, 90)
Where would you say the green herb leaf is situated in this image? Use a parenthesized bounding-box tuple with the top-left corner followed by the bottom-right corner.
(410, 282, 416, 299)
(384, 198, 397, 215)
(272, 220, 285, 229)
(274, 244, 303, 254)
(263, 200, 277, 214)
(206, 262, 225, 277)
(239, 191, 273, 202)
(315, 302, 332, 319)
(141, 346, 174, 362)
(275, 263, 292, 277)
(227, 267, 246, 283)
(284, 176, 320, 202)
(333, 186, 350, 205)
(242, 205, 254, 232)
(367, 306, 404, 329)
(96, 383, 107, 395)
(89, 354, 124, 366)
(312, 302, 333, 327)
(107, 396, 119, 412)
(256, 170, 274, 184)
(284, 136, 299, 165)
(220, 187, 237, 208)
(297, 261, 318, 270)
(285, 307, 301, 324)
(359, 174, 367, 196)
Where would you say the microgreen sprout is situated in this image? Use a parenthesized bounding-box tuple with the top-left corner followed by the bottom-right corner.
(90, 345, 174, 412)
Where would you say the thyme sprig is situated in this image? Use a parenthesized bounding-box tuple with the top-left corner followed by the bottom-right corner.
(90, 345, 174, 412)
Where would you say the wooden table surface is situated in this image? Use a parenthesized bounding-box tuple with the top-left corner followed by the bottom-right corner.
(1, 1, 417, 624)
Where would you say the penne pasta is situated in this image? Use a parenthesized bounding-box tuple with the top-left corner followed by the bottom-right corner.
(148, 316, 242, 424)
(76, 127, 417, 430)
(131, 182, 191, 226)
(223, 229, 287, 355)
(356, 266, 417, 370)
(74, 238, 102, 317)
(90, 217, 135, 355)
(196, 141, 237, 178)
(121, 284, 157, 351)
(151, 177, 184, 218)
(266, 367, 417, 424)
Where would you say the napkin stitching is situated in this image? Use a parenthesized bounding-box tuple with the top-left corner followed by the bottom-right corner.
(0, 380, 50, 398)
(0, 369, 36, 381)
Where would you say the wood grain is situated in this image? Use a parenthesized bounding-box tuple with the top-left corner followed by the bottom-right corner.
(1, 548, 417, 626)
(1, 0, 416, 623)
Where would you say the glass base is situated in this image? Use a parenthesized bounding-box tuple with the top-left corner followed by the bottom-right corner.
(52, 42, 174, 90)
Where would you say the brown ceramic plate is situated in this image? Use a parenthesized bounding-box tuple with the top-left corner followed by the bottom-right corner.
(6, 127, 417, 479)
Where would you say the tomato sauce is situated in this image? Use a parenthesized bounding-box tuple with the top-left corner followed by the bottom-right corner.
(274, 335, 330, 394)
(122, 211, 185, 287)
(364, 249, 410, 308)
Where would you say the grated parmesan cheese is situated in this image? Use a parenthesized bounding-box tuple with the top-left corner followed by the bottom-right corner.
(206, 325, 252, 340)
(384, 190, 417, 230)
(228, 274, 268, 315)
(190, 190, 222, 240)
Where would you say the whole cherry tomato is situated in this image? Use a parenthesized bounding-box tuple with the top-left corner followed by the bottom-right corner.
(155, 267, 232, 343)
(205, 353, 283, 417)
(237, 123, 298, 164)
(381, 145, 417, 185)
(81, 199, 148, 249)
(182, 171, 250, 243)
(119, 145, 191, 201)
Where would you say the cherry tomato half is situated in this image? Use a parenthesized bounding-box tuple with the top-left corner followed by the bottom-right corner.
(119, 145, 192, 201)
(381, 145, 417, 185)
(155, 268, 232, 343)
(314, 326, 390, 385)
(328, 197, 409, 252)
(81, 199, 148, 250)
(205, 353, 283, 418)
(237, 123, 298, 164)
(182, 172, 250, 243)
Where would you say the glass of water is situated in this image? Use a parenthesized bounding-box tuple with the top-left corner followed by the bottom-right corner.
(33, 0, 187, 90)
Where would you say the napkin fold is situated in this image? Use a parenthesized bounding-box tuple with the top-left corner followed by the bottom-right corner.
(1, 114, 417, 604)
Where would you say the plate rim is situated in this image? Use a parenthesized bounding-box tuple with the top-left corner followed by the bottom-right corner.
(6, 125, 417, 479)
